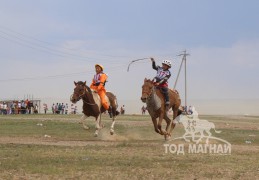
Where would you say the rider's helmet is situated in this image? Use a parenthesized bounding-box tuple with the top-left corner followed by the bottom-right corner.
(162, 60, 171, 68)
(95, 64, 104, 71)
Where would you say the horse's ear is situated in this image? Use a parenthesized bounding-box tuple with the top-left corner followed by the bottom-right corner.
(74, 81, 77, 86)
(144, 78, 147, 82)
(83, 81, 86, 86)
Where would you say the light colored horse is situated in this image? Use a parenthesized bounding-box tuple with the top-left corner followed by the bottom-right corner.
(141, 78, 181, 139)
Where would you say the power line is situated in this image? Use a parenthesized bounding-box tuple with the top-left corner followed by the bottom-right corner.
(0, 64, 127, 82)
(0, 30, 114, 62)
(0, 25, 183, 63)
(0, 26, 131, 61)
(0, 25, 131, 59)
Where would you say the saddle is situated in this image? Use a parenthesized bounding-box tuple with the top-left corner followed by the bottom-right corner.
(92, 91, 119, 117)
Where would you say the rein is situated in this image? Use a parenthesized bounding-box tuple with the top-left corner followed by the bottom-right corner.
(72, 87, 97, 106)
(81, 89, 97, 106)
(142, 85, 155, 100)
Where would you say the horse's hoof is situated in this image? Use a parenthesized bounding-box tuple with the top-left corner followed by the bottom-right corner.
(83, 126, 90, 130)
(164, 134, 171, 141)
(164, 135, 168, 141)
(161, 130, 167, 135)
(94, 132, 98, 137)
(110, 129, 114, 135)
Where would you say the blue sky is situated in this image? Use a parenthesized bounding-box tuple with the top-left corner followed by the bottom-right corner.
(0, 0, 259, 113)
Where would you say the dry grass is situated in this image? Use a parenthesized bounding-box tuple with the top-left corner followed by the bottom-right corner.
(0, 114, 258, 179)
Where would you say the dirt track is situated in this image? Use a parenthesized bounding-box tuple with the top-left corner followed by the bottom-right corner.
(0, 136, 120, 146)
(0, 137, 258, 153)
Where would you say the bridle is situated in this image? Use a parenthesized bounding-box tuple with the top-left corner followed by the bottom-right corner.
(71, 85, 97, 106)
(142, 84, 155, 100)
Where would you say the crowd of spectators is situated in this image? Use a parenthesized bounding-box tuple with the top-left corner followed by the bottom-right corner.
(0, 100, 78, 115)
(50, 103, 77, 114)
(0, 99, 38, 115)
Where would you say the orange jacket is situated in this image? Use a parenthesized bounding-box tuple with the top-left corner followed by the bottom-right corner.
(90, 72, 108, 92)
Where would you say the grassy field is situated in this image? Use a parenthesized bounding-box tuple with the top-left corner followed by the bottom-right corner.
(0, 114, 258, 180)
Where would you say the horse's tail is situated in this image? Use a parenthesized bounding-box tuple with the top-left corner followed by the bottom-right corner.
(114, 97, 118, 109)
(106, 92, 119, 115)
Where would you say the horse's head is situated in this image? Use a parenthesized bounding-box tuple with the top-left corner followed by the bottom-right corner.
(70, 81, 87, 103)
(141, 78, 155, 103)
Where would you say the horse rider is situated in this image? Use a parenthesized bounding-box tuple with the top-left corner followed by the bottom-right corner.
(90, 64, 113, 118)
(150, 57, 172, 112)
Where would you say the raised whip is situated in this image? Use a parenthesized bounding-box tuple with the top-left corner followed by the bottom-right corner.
(127, 58, 150, 72)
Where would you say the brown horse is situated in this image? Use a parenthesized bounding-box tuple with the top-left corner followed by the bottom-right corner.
(141, 78, 181, 139)
(71, 81, 119, 137)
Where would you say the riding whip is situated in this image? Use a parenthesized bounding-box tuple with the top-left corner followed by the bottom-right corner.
(127, 58, 150, 72)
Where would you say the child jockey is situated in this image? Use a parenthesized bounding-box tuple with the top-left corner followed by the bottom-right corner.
(150, 57, 172, 112)
(90, 64, 113, 118)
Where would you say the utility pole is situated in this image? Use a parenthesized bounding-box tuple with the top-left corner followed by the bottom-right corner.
(174, 50, 190, 107)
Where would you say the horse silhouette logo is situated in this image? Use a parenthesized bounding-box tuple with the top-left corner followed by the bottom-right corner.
(173, 114, 223, 144)
(165, 108, 231, 155)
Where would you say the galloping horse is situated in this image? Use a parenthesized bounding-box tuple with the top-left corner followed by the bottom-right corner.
(71, 81, 119, 137)
(141, 78, 181, 139)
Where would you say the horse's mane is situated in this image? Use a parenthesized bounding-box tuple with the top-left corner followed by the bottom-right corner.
(85, 85, 92, 94)
(77, 81, 92, 94)
(144, 79, 153, 84)
(77, 81, 85, 85)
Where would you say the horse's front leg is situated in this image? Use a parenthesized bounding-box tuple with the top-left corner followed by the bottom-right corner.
(94, 115, 101, 137)
(151, 117, 160, 134)
(98, 114, 104, 129)
(164, 115, 171, 132)
(164, 115, 172, 140)
(80, 114, 90, 130)
(158, 113, 167, 135)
